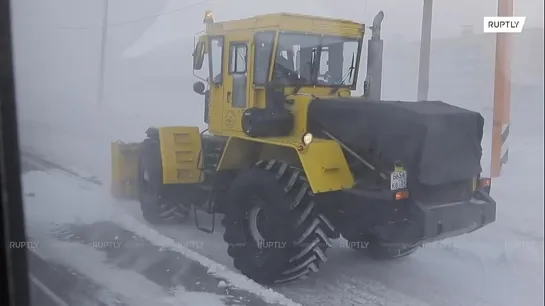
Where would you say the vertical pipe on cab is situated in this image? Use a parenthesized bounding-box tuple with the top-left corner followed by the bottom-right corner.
(364, 11, 384, 101)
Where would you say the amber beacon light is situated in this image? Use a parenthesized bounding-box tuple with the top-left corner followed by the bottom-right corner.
(203, 10, 214, 24)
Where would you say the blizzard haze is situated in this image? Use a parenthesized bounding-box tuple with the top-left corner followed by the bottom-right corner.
(9, 0, 545, 305)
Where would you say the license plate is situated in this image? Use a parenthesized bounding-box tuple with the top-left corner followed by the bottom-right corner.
(390, 170, 407, 190)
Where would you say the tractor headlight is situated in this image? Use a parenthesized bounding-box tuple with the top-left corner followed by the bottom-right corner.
(302, 133, 313, 145)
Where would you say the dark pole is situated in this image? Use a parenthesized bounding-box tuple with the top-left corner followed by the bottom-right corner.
(97, 0, 109, 106)
(417, 0, 433, 101)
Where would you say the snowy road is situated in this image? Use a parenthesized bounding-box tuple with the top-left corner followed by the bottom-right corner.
(16, 76, 544, 305)
(11, 1, 543, 304)
(22, 156, 299, 306)
(19, 107, 544, 306)
(28, 248, 128, 306)
(14, 34, 543, 304)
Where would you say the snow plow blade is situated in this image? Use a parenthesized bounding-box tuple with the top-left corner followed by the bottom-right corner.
(111, 141, 141, 199)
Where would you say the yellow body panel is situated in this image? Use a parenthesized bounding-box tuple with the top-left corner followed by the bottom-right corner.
(158, 126, 204, 184)
(110, 126, 205, 197)
(206, 13, 365, 39)
(111, 141, 141, 199)
(214, 93, 354, 144)
(298, 139, 355, 192)
(217, 136, 354, 193)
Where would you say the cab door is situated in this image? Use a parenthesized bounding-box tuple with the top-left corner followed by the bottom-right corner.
(207, 35, 225, 134)
(222, 36, 251, 132)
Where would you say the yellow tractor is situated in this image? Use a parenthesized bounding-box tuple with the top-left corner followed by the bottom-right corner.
(111, 11, 496, 285)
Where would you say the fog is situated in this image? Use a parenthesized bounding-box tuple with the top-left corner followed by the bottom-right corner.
(10, 0, 544, 220)
(11, 0, 544, 216)
(132, 0, 544, 52)
(11, 0, 543, 108)
(10, 1, 544, 305)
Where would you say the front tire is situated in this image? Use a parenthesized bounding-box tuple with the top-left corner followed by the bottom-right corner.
(138, 138, 190, 224)
(222, 160, 335, 285)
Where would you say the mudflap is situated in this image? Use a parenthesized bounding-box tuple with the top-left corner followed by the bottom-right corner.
(111, 141, 141, 199)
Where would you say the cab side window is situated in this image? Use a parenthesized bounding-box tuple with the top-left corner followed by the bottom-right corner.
(229, 42, 248, 108)
(230, 43, 247, 74)
(253, 32, 275, 86)
(209, 36, 224, 84)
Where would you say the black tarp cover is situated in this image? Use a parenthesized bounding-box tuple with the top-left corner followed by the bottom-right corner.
(307, 98, 484, 186)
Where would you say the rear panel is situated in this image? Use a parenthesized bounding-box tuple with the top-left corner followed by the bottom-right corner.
(412, 179, 475, 205)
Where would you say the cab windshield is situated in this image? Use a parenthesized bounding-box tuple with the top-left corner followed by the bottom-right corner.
(272, 33, 360, 87)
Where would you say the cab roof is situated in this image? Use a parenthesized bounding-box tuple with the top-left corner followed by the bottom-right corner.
(206, 13, 365, 38)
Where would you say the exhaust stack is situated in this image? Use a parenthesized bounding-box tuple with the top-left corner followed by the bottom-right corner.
(363, 11, 384, 101)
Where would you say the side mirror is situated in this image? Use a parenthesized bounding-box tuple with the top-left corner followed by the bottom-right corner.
(193, 41, 205, 70)
(193, 81, 206, 95)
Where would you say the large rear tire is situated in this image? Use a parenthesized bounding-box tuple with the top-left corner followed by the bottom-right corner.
(222, 160, 335, 285)
(138, 138, 190, 225)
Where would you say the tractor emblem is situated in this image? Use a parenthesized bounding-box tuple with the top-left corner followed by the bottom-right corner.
(225, 110, 235, 128)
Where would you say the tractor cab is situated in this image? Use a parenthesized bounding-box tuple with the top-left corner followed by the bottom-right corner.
(191, 11, 369, 136)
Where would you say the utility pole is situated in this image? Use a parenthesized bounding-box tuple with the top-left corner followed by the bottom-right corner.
(97, 0, 109, 106)
(490, 0, 513, 177)
(417, 0, 433, 101)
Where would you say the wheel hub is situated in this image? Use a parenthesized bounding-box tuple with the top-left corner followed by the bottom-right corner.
(143, 169, 150, 182)
(248, 206, 266, 246)
(140, 168, 158, 202)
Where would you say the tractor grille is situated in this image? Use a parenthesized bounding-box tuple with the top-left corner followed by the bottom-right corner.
(412, 179, 474, 205)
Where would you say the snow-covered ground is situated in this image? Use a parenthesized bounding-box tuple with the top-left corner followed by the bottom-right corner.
(12, 1, 544, 305)
(22, 160, 300, 306)
(17, 76, 545, 306)
(19, 90, 545, 306)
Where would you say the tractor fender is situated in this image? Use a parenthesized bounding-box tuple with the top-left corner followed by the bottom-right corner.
(217, 136, 354, 194)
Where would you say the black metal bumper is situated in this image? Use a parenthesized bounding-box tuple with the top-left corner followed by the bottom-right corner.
(376, 188, 496, 246)
(338, 187, 496, 247)
(422, 189, 495, 240)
